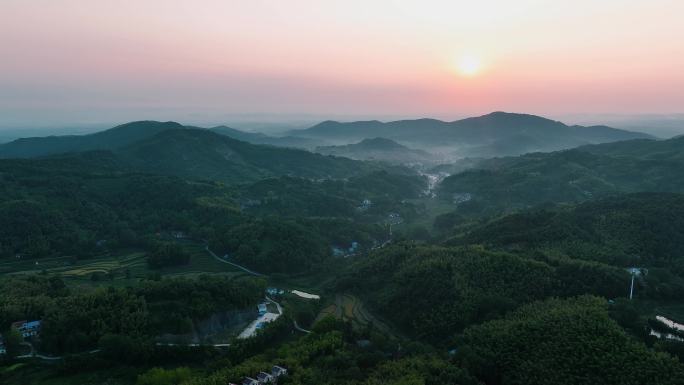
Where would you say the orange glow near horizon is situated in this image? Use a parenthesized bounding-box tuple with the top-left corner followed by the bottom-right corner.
(1, 0, 683, 125)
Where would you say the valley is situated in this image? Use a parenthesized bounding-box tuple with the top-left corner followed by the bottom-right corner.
(1, 114, 684, 385)
(4, 3, 684, 383)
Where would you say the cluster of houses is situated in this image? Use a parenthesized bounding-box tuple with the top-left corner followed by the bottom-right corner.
(233, 365, 288, 385)
(0, 319, 42, 355)
(452, 192, 472, 205)
(170, 231, 187, 239)
(386, 212, 403, 226)
(12, 320, 41, 338)
(357, 199, 372, 212)
(240, 198, 262, 210)
(255, 302, 276, 330)
(332, 241, 359, 257)
(266, 287, 285, 296)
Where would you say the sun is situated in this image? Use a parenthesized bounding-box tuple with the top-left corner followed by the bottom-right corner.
(456, 55, 482, 77)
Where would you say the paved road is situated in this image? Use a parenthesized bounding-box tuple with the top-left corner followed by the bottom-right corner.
(267, 294, 312, 334)
(16, 342, 99, 360)
(204, 245, 266, 277)
(155, 342, 231, 347)
(265, 296, 283, 314)
(293, 320, 311, 334)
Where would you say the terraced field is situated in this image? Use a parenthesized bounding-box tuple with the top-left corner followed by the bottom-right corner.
(0, 243, 247, 287)
(315, 294, 394, 336)
(60, 253, 147, 278)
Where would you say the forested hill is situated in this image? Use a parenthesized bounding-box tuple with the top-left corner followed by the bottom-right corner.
(0, 121, 184, 158)
(292, 112, 651, 156)
(0, 120, 319, 159)
(314, 137, 437, 164)
(438, 134, 684, 209)
(209, 126, 319, 149)
(456, 296, 684, 385)
(0, 152, 424, 263)
(1, 123, 400, 184)
(116, 128, 384, 183)
(337, 243, 634, 342)
(578, 135, 684, 160)
(449, 192, 684, 268)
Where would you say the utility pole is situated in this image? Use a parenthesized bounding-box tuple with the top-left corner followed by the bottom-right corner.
(628, 267, 641, 300)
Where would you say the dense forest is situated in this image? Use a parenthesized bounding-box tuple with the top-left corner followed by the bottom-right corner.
(456, 296, 684, 385)
(1, 122, 683, 385)
(0, 154, 417, 264)
(451, 193, 684, 269)
(337, 244, 630, 342)
(0, 275, 264, 355)
(438, 136, 684, 212)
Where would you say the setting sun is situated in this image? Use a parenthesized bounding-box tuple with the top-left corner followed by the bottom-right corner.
(457, 55, 482, 77)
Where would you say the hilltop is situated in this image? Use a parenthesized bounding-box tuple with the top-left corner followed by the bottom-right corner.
(117, 128, 380, 183)
(437, 134, 684, 210)
(315, 137, 438, 164)
(292, 112, 651, 157)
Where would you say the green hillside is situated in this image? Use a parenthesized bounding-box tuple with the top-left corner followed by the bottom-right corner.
(293, 112, 651, 156)
(451, 192, 684, 269)
(117, 128, 386, 183)
(337, 244, 629, 342)
(457, 296, 684, 385)
(315, 137, 438, 164)
(0, 121, 184, 158)
(438, 136, 684, 210)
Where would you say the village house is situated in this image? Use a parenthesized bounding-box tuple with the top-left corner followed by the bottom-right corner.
(266, 287, 284, 296)
(0, 334, 6, 355)
(452, 192, 472, 204)
(242, 377, 259, 385)
(332, 241, 360, 257)
(11, 319, 41, 338)
(240, 198, 262, 210)
(257, 371, 274, 383)
(357, 199, 372, 211)
(258, 303, 268, 315)
(271, 365, 288, 377)
(239, 365, 287, 385)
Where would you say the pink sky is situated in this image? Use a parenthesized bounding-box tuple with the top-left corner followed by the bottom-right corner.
(1, 0, 683, 126)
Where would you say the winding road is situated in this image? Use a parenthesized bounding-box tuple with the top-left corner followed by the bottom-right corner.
(204, 245, 266, 277)
(16, 342, 100, 360)
(268, 295, 311, 334)
(293, 320, 311, 334)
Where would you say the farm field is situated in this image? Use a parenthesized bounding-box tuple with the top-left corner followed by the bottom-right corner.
(0, 243, 248, 288)
(315, 294, 395, 336)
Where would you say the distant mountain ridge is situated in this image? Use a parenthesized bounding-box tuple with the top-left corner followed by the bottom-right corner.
(437, 134, 684, 209)
(0, 121, 320, 159)
(0, 112, 652, 165)
(292, 112, 652, 157)
(315, 137, 438, 164)
(209, 126, 319, 149)
(117, 128, 378, 183)
(0, 121, 397, 184)
(0, 121, 183, 158)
